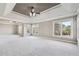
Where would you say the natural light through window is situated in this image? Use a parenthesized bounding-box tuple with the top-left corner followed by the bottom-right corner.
(62, 21, 71, 36)
(54, 20, 72, 38)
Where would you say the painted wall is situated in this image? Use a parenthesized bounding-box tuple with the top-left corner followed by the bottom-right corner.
(0, 24, 14, 35)
(38, 21, 52, 37)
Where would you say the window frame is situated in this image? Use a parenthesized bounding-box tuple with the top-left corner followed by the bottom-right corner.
(53, 17, 73, 38)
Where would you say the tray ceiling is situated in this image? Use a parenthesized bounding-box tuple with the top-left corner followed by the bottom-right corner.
(13, 3, 60, 16)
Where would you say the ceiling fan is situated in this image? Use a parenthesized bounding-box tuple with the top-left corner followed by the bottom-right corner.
(29, 6, 40, 16)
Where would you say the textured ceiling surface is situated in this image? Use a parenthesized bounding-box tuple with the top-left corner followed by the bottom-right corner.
(13, 3, 60, 16)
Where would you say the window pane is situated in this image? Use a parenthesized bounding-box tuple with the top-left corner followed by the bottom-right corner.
(32, 24, 39, 35)
(27, 24, 32, 34)
(54, 22, 61, 35)
(62, 21, 71, 35)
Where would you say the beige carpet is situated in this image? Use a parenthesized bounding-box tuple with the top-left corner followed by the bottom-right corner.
(0, 35, 79, 56)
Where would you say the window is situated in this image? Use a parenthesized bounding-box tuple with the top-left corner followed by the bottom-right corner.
(26, 24, 32, 35)
(53, 19, 73, 38)
(62, 21, 71, 36)
(54, 22, 61, 35)
(32, 24, 39, 35)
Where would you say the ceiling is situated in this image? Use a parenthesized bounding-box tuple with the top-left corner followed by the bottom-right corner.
(13, 3, 60, 16)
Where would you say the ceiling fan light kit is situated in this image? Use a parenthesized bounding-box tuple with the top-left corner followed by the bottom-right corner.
(29, 6, 40, 17)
